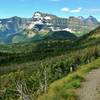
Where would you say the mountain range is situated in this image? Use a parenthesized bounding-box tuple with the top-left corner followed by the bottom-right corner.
(0, 11, 100, 44)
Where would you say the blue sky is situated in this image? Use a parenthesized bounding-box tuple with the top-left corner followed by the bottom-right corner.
(0, 0, 100, 21)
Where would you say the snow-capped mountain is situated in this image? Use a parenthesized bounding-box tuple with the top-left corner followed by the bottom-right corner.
(28, 12, 53, 31)
(27, 12, 100, 34)
(27, 11, 68, 32)
(0, 11, 100, 43)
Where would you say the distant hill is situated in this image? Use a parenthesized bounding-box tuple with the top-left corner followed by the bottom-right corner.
(83, 26, 100, 38)
(78, 26, 100, 42)
(44, 31, 77, 41)
(73, 26, 100, 50)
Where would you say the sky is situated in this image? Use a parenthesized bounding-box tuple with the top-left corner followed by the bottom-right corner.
(0, 0, 100, 21)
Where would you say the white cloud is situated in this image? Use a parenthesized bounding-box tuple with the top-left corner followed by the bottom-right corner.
(70, 8, 82, 13)
(61, 7, 100, 13)
(61, 7, 69, 12)
(61, 7, 82, 13)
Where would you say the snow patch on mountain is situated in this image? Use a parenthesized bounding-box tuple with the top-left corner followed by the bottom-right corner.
(44, 16, 52, 20)
(62, 28, 75, 33)
(7, 20, 12, 23)
(26, 12, 100, 35)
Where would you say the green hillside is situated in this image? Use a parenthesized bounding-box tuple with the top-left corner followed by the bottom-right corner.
(77, 26, 100, 45)
(4, 29, 77, 44)
(0, 26, 100, 100)
(44, 31, 77, 41)
(38, 58, 100, 100)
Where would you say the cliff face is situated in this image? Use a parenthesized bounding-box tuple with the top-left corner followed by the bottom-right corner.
(0, 12, 99, 37)
(32, 11, 67, 28)
(0, 17, 31, 36)
(0, 11, 100, 43)
(30, 12, 100, 35)
(67, 16, 99, 34)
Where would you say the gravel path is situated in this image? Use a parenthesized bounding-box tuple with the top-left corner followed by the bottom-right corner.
(77, 68, 100, 100)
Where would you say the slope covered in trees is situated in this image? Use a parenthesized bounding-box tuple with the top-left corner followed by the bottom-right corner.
(0, 26, 100, 100)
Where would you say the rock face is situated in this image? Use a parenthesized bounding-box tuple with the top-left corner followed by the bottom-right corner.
(0, 11, 100, 43)
(27, 11, 68, 32)
(28, 12, 100, 35)
(0, 12, 99, 36)
(0, 17, 31, 42)
(67, 16, 99, 35)
(0, 16, 30, 34)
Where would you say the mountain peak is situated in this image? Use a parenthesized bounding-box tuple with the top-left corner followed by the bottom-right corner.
(86, 16, 98, 23)
(11, 16, 21, 19)
(78, 16, 85, 20)
(0, 12, 100, 44)
(88, 16, 95, 18)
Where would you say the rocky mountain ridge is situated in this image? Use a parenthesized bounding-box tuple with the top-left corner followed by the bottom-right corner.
(0, 11, 100, 43)
(30, 11, 100, 33)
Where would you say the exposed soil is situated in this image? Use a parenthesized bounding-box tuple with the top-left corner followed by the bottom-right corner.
(77, 68, 100, 100)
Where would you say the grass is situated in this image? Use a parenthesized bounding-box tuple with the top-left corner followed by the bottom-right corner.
(38, 58, 100, 100)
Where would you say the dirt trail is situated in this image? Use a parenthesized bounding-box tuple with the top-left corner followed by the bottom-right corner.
(77, 68, 100, 100)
